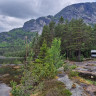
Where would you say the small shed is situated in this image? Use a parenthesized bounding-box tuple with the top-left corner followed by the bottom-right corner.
(91, 50, 96, 57)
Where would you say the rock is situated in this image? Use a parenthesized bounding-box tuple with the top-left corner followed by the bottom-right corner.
(57, 67, 64, 71)
(0, 83, 11, 96)
(58, 75, 73, 89)
(0, 74, 10, 78)
(71, 83, 86, 96)
(86, 85, 96, 94)
(13, 66, 20, 69)
(55, 2, 96, 24)
(58, 73, 87, 96)
(72, 83, 76, 89)
(23, 15, 53, 34)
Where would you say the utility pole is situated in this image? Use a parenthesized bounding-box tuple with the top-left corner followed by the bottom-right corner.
(25, 36, 28, 66)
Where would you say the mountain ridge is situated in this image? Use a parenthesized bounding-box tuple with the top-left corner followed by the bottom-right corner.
(22, 2, 96, 34)
(54, 2, 96, 24)
(1, 2, 96, 34)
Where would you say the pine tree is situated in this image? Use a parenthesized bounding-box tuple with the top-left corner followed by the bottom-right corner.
(35, 40, 57, 79)
(38, 40, 48, 64)
(40, 25, 50, 46)
(59, 16, 64, 24)
(49, 21, 55, 43)
(68, 19, 90, 61)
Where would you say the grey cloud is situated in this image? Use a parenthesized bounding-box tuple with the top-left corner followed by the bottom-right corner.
(0, 0, 40, 19)
(0, 0, 95, 19)
(0, 0, 95, 32)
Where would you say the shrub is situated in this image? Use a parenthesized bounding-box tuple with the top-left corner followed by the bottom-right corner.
(41, 80, 72, 96)
(10, 81, 21, 96)
(70, 65, 77, 70)
(69, 71, 78, 77)
(63, 63, 70, 72)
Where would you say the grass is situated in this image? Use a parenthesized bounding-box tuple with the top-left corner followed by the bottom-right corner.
(69, 71, 79, 78)
(72, 76, 96, 85)
(32, 80, 72, 96)
(85, 79, 96, 85)
(70, 65, 77, 69)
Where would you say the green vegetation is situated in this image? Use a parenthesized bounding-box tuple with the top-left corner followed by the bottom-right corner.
(11, 38, 63, 96)
(10, 81, 22, 96)
(0, 58, 23, 64)
(0, 28, 37, 57)
(70, 65, 77, 70)
(85, 79, 96, 85)
(69, 71, 79, 77)
(3, 17, 96, 96)
(63, 63, 77, 72)
(40, 80, 72, 96)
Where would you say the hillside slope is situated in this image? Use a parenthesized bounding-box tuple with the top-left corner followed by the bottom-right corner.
(55, 2, 96, 24)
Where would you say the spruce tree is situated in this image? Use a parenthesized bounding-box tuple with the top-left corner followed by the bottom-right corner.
(40, 25, 51, 46)
(59, 16, 64, 24)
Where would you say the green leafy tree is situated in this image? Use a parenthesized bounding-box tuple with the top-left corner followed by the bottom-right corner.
(36, 40, 57, 79)
(46, 38, 63, 68)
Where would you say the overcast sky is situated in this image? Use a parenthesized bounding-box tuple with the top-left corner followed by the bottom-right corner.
(0, 0, 95, 32)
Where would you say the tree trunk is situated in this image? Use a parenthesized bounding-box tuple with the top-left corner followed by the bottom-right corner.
(78, 50, 81, 61)
(66, 49, 68, 60)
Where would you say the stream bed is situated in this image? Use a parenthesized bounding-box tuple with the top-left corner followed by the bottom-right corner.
(0, 64, 22, 96)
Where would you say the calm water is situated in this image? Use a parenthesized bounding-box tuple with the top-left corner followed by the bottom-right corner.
(0, 56, 24, 64)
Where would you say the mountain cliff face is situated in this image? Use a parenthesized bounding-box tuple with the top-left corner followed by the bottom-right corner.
(23, 15, 53, 34)
(22, 2, 96, 34)
(54, 2, 96, 24)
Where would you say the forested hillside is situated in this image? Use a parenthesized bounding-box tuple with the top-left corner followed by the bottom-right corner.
(1, 2, 96, 57)
(0, 28, 37, 56)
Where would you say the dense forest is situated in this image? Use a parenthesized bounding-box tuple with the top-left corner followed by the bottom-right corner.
(0, 29, 37, 57)
(10, 17, 96, 96)
(28, 17, 96, 61)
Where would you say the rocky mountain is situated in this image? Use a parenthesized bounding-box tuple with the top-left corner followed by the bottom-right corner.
(1, 2, 96, 35)
(22, 2, 96, 34)
(54, 2, 96, 24)
(22, 15, 54, 34)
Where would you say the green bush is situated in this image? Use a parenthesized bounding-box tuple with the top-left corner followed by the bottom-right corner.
(10, 81, 30, 96)
(61, 89, 72, 96)
(69, 71, 78, 77)
(70, 65, 77, 70)
(10, 81, 21, 96)
(63, 63, 70, 72)
(41, 80, 72, 96)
